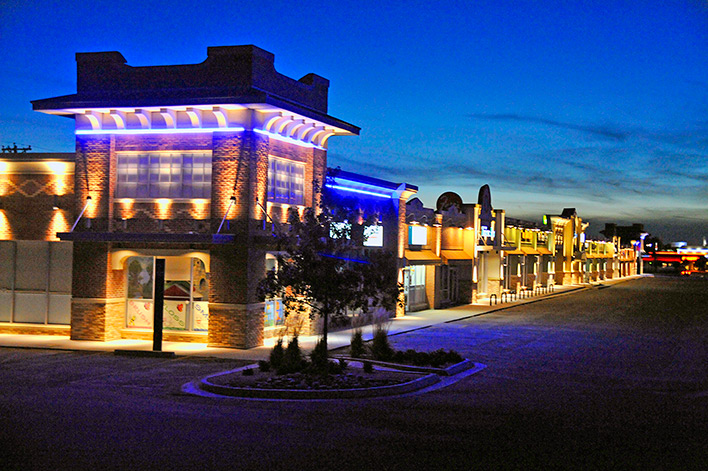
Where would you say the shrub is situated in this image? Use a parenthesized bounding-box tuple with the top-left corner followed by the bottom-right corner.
(370, 326, 394, 361)
(326, 360, 343, 375)
(363, 361, 373, 373)
(279, 336, 304, 374)
(338, 358, 348, 371)
(350, 329, 365, 358)
(269, 338, 285, 371)
(242, 368, 254, 376)
(445, 349, 463, 364)
(310, 337, 329, 373)
(258, 360, 271, 372)
(389, 348, 463, 367)
(429, 349, 446, 368)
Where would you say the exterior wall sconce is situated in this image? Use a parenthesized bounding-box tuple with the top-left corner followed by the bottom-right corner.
(52, 195, 59, 210)
(217, 196, 237, 234)
(71, 196, 92, 232)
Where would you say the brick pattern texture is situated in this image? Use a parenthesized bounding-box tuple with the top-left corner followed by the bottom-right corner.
(0, 174, 74, 240)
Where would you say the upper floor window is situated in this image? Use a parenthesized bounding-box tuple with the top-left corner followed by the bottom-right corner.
(115, 152, 212, 199)
(267, 156, 304, 205)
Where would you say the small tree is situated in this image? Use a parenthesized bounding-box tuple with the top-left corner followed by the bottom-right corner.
(258, 207, 361, 349)
(257, 185, 402, 351)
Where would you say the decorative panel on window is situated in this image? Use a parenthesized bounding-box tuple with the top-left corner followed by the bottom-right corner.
(267, 156, 305, 205)
(116, 152, 212, 199)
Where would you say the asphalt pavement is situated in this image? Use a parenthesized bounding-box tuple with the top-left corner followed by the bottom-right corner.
(1, 275, 705, 470)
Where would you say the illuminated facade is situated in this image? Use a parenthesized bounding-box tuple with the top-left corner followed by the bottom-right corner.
(2, 47, 643, 344)
(27, 45, 359, 347)
(503, 219, 555, 292)
(403, 186, 505, 310)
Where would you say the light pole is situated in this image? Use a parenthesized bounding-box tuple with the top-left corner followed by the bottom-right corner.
(639, 232, 648, 275)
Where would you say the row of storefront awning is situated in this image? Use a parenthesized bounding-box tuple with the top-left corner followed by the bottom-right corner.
(504, 247, 553, 255)
(586, 253, 615, 259)
(404, 249, 476, 264)
(404, 247, 558, 264)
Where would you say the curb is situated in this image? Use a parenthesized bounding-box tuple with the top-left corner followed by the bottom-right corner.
(114, 349, 176, 358)
(331, 357, 474, 376)
(447, 285, 590, 322)
(198, 368, 441, 399)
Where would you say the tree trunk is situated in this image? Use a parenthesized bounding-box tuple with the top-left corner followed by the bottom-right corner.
(322, 310, 329, 349)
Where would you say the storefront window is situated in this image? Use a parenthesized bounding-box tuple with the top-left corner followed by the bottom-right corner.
(263, 253, 284, 328)
(126, 256, 155, 329)
(125, 256, 209, 332)
(264, 298, 285, 328)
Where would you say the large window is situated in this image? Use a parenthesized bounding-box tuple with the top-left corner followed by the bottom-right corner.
(125, 256, 209, 332)
(116, 152, 212, 199)
(267, 156, 305, 205)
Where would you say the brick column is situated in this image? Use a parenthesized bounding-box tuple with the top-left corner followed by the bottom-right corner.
(70, 242, 124, 341)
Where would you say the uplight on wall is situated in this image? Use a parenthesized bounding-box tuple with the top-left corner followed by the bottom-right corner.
(155, 198, 172, 219)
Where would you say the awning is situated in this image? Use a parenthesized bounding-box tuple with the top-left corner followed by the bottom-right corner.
(57, 231, 234, 244)
(404, 249, 440, 264)
(536, 247, 553, 255)
(504, 248, 524, 255)
(521, 247, 539, 255)
(441, 250, 474, 262)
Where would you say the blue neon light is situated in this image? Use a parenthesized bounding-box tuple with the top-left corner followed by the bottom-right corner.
(75, 127, 245, 135)
(318, 252, 369, 264)
(325, 184, 391, 199)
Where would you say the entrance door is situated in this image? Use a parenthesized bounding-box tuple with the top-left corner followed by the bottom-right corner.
(478, 252, 489, 294)
(403, 265, 426, 312)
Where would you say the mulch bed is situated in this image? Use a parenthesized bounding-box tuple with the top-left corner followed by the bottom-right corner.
(210, 366, 423, 390)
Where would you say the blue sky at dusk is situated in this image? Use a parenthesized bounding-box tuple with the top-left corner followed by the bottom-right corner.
(1, 1, 706, 243)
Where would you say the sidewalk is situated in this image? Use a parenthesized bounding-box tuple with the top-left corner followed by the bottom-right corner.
(0, 277, 643, 361)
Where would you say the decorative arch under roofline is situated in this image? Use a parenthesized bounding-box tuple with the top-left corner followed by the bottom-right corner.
(62, 104, 354, 149)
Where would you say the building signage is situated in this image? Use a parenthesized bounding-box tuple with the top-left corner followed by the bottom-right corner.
(409, 225, 427, 245)
(481, 226, 495, 238)
(477, 184, 493, 230)
(364, 225, 384, 247)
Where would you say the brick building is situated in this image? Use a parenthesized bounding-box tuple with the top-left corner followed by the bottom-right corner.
(28, 45, 359, 348)
(0, 152, 75, 333)
(1, 46, 641, 346)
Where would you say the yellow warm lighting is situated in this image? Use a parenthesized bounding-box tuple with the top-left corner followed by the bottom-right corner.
(85, 195, 98, 219)
(0, 210, 9, 239)
(54, 174, 70, 196)
(45, 161, 72, 174)
(155, 198, 172, 219)
(121, 199, 135, 219)
(48, 210, 70, 241)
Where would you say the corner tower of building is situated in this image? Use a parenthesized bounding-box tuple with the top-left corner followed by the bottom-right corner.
(32, 46, 359, 348)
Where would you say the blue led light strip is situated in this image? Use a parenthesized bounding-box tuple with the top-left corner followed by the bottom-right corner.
(76, 127, 246, 135)
(325, 184, 391, 199)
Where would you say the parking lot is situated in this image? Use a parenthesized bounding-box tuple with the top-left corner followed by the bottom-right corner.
(1, 277, 706, 470)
